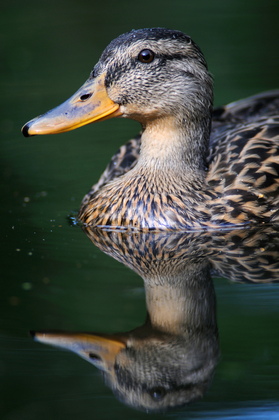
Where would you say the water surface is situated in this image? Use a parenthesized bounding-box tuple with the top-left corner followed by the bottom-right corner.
(1, 1, 279, 419)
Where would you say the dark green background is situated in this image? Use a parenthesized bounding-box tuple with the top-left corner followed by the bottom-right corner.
(1, 0, 279, 419)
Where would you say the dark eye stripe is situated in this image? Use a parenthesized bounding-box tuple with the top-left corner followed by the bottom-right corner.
(158, 53, 186, 61)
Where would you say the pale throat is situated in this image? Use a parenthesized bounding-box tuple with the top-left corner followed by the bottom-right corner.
(137, 115, 207, 177)
(143, 262, 216, 335)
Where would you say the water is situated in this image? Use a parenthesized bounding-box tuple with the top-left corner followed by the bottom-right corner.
(1, 0, 279, 419)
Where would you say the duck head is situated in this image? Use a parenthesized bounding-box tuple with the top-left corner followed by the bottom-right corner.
(22, 28, 213, 169)
(32, 322, 218, 412)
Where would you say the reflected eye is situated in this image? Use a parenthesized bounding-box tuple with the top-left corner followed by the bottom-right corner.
(149, 386, 166, 401)
(138, 49, 155, 63)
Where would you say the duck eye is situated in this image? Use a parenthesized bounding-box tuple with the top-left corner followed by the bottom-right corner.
(138, 49, 155, 63)
(149, 386, 166, 401)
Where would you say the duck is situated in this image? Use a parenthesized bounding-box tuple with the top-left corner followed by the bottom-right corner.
(22, 28, 279, 231)
(31, 229, 220, 412)
(30, 225, 279, 411)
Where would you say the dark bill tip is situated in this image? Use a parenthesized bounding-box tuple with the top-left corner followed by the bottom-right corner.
(29, 330, 36, 339)
(21, 123, 35, 138)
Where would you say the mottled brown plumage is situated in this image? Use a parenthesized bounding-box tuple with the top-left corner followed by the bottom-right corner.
(32, 226, 279, 412)
(22, 28, 279, 231)
(85, 225, 279, 284)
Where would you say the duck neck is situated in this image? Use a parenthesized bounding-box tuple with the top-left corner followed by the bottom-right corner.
(138, 113, 210, 179)
(143, 260, 217, 336)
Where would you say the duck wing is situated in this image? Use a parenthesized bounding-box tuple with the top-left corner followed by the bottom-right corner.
(207, 91, 279, 224)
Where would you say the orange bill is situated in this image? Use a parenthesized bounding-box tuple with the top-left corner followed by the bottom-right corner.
(22, 73, 122, 137)
(31, 330, 126, 372)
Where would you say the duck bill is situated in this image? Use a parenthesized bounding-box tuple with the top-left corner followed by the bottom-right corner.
(22, 73, 122, 137)
(31, 331, 126, 372)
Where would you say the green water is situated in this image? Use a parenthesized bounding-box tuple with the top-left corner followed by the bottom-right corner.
(1, 0, 279, 419)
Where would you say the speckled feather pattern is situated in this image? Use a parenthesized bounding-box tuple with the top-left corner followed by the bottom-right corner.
(85, 225, 279, 283)
(78, 29, 279, 231)
(80, 99, 279, 230)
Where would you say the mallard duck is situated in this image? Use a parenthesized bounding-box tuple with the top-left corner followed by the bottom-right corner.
(22, 28, 279, 231)
(32, 230, 219, 412)
(30, 225, 279, 411)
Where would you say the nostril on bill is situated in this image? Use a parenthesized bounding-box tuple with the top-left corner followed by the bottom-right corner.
(80, 93, 92, 101)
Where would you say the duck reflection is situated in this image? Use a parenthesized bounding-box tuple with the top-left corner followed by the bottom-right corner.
(32, 226, 279, 412)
